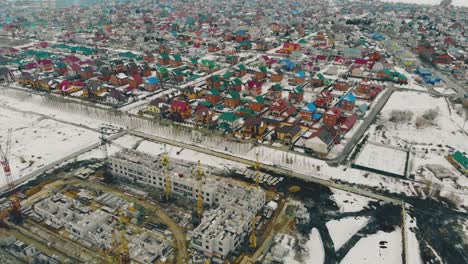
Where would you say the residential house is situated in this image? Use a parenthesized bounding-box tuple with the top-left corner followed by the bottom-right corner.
(268, 84, 283, 100)
(334, 79, 349, 91)
(106, 89, 126, 106)
(235, 64, 247, 77)
(341, 93, 356, 111)
(270, 99, 288, 117)
(246, 80, 263, 96)
(289, 86, 304, 103)
(170, 54, 183, 67)
(147, 98, 169, 116)
(170, 100, 192, 120)
(158, 54, 170, 65)
(377, 69, 407, 84)
(195, 105, 215, 126)
(274, 125, 302, 145)
(324, 106, 342, 126)
(181, 86, 203, 100)
(314, 90, 333, 108)
(249, 96, 266, 113)
(242, 116, 267, 139)
(305, 125, 340, 154)
(80, 66, 94, 79)
(207, 75, 221, 89)
(143, 52, 154, 62)
(224, 91, 241, 108)
(291, 71, 306, 85)
(340, 114, 357, 132)
(357, 81, 372, 94)
(256, 66, 268, 80)
(128, 74, 143, 90)
(205, 88, 222, 104)
(270, 68, 284, 82)
(218, 112, 241, 131)
(229, 78, 242, 92)
(144, 76, 160, 91)
(299, 102, 317, 122)
(110, 73, 129, 86)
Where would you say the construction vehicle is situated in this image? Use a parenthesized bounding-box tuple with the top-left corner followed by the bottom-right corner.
(0, 128, 22, 226)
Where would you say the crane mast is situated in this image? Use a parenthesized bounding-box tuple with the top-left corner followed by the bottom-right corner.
(0, 128, 22, 225)
(161, 150, 171, 201)
(195, 160, 204, 218)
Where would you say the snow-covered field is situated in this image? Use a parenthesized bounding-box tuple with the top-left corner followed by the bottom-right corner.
(326, 216, 370, 251)
(341, 229, 403, 264)
(354, 142, 408, 176)
(368, 91, 468, 208)
(382, 0, 468, 7)
(331, 189, 377, 213)
(0, 108, 99, 186)
(405, 212, 423, 264)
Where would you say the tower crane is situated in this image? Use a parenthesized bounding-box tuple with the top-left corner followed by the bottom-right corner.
(0, 128, 22, 225)
(110, 210, 131, 264)
(195, 160, 205, 218)
(161, 148, 171, 201)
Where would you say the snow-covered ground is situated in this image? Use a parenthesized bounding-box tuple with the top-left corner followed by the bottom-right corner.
(405, 212, 423, 264)
(340, 229, 403, 264)
(326, 216, 370, 251)
(367, 91, 468, 208)
(382, 0, 468, 7)
(331, 189, 377, 213)
(304, 228, 325, 264)
(354, 142, 408, 176)
(284, 228, 325, 264)
(0, 107, 99, 186)
(137, 140, 246, 171)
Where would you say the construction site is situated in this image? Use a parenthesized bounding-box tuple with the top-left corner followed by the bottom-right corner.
(0, 128, 289, 264)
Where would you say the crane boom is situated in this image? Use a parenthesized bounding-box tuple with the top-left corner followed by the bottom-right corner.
(0, 129, 14, 188)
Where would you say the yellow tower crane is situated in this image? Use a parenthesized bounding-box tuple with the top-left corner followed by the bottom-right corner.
(118, 211, 131, 264)
(249, 215, 257, 249)
(195, 160, 204, 218)
(161, 151, 171, 201)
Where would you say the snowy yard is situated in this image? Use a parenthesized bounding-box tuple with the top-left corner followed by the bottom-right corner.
(340, 229, 402, 264)
(326, 216, 370, 251)
(331, 189, 377, 213)
(0, 108, 99, 186)
(367, 91, 468, 208)
(354, 142, 408, 177)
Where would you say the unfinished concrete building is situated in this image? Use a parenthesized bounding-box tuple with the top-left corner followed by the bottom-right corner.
(33, 192, 170, 261)
(109, 149, 266, 258)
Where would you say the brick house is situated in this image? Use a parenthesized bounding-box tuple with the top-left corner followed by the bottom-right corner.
(224, 91, 241, 108)
(324, 106, 343, 126)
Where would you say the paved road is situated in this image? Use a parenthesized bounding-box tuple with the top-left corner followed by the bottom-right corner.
(328, 86, 396, 164)
(128, 129, 403, 205)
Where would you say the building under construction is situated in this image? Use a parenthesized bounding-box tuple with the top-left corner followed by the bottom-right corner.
(108, 149, 266, 259)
